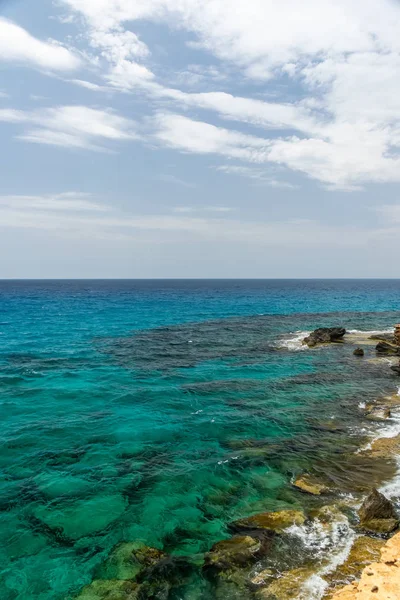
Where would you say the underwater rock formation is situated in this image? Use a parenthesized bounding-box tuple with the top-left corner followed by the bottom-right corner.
(230, 509, 306, 534)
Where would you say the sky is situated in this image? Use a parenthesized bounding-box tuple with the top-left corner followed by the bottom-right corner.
(0, 0, 400, 278)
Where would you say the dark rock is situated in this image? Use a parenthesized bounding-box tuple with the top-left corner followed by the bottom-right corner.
(376, 341, 400, 355)
(391, 362, 400, 376)
(358, 489, 397, 524)
(303, 327, 346, 348)
(353, 348, 365, 357)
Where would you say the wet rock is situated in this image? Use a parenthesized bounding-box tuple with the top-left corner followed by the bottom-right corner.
(359, 518, 399, 534)
(204, 536, 262, 570)
(375, 341, 400, 355)
(330, 531, 400, 600)
(353, 348, 365, 357)
(95, 542, 165, 581)
(364, 434, 400, 459)
(309, 505, 345, 525)
(293, 474, 329, 496)
(255, 566, 316, 600)
(391, 361, 400, 376)
(365, 407, 391, 421)
(230, 509, 305, 534)
(249, 569, 275, 588)
(324, 536, 385, 595)
(303, 327, 346, 348)
(395, 324, 400, 347)
(75, 579, 141, 600)
(358, 489, 398, 533)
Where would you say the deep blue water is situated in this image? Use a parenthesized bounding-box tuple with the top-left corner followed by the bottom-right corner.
(0, 280, 399, 600)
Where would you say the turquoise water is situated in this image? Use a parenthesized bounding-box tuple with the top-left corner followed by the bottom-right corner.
(1, 280, 400, 600)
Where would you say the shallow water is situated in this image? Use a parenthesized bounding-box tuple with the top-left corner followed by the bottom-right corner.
(0, 280, 400, 600)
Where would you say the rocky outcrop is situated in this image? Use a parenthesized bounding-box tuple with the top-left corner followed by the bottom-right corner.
(358, 489, 399, 534)
(303, 327, 346, 347)
(330, 531, 400, 599)
(395, 324, 400, 346)
(230, 509, 305, 534)
(293, 473, 329, 495)
(353, 348, 365, 357)
(324, 536, 385, 597)
(376, 341, 400, 355)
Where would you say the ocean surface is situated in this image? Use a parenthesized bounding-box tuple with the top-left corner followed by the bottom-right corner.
(1, 279, 400, 600)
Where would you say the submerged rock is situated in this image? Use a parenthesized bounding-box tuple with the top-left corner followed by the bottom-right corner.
(95, 542, 165, 581)
(358, 489, 398, 533)
(204, 536, 262, 570)
(353, 348, 365, 357)
(230, 509, 305, 534)
(255, 566, 316, 600)
(75, 579, 140, 600)
(303, 327, 346, 348)
(293, 474, 329, 496)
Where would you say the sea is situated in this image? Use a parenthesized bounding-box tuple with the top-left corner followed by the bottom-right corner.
(0, 279, 400, 600)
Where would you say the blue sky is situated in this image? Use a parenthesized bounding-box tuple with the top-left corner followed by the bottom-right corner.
(0, 0, 400, 278)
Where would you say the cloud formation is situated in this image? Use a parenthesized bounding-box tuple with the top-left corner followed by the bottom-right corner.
(56, 0, 400, 190)
(0, 105, 138, 150)
(0, 17, 80, 71)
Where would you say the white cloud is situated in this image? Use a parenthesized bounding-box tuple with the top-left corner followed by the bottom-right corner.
(153, 113, 269, 162)
(58, 0, 400, 190)
(0, 17, 80, 71)
(0, 105, 138, 151)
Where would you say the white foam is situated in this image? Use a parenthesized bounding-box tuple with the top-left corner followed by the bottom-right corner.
(288, 515, 355, 600)
(347, 328, 393, 335)
(278, 331, 310, 351)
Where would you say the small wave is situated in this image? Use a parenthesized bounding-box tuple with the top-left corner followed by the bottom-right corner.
(347, 328, 393, 335)
(278, 331, 310, 351)
(288, 515, 355, 600)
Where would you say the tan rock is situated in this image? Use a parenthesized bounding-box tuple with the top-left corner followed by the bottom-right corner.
(324, 536, 384, 594)
(363, 434, 400, 459)
(231, 509, 305, 533)
(330, 532, 400, 600)
(256, 567, 316, 600)
(293, 473, 329, 495)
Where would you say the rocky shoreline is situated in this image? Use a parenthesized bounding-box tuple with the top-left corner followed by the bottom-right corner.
(73, 326, 400, 600)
